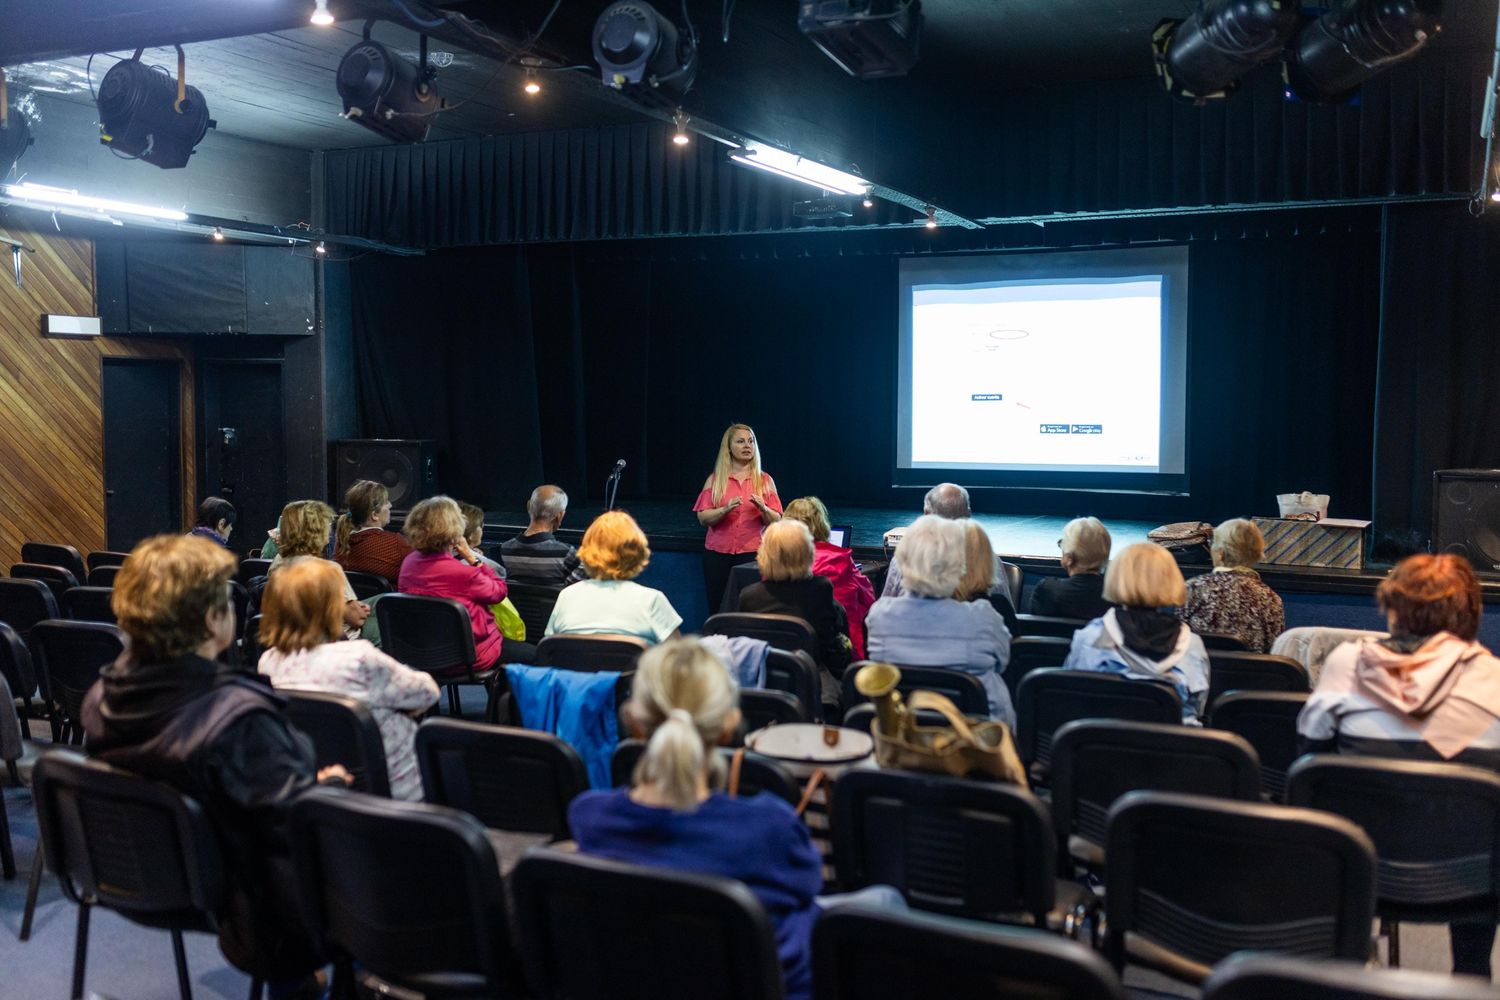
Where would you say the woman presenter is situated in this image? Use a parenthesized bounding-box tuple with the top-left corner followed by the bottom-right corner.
(693, 423, 782, 609)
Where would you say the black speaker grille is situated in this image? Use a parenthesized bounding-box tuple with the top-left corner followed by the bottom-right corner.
(333, 440, 435, 511)
(1434, 470, 1500, 573)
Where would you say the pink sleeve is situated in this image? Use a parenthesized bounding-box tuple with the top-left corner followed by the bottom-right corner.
(692, 487, 715, 513)
(466, 562, 508, 605)
(762, 476, 782, 513)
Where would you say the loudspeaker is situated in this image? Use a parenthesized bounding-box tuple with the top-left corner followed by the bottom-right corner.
(332, 439, 438, 512)
(1432, 469, 1500, 573)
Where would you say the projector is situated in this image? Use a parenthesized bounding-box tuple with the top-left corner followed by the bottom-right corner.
(793, 197, 855, 219)
(797, 0, 922, 79)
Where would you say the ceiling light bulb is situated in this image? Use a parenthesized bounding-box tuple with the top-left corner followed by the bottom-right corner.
(924, 206, 937, 229)
(862, 195, 874, 208)
(211, 227, 224, 241)
(672, 131, 690, 146)
(671, 111, 690, 146)
(524, 70, 541, 96)
(1491, 190, 1500, 203)
(310, 0, 335, 26)
(315, 241, 327, 255)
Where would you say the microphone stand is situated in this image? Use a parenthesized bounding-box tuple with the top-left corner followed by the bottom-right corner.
(604, 464, 624, 511)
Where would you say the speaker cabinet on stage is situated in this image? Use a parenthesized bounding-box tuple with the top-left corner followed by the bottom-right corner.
(331, 439, 438, 512)
(1433, 469, 1500, 574)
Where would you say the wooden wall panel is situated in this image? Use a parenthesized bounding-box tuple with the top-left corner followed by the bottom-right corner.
(0, 224, 194, 570)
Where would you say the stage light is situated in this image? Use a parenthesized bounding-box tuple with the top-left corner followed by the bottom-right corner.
(1152, 0, 1300, 102)
(593, 1, 698, 106)
(2, 182, 187, 221)
(862, 194, 874, 208)
(310, 0, 335, 26)
(671, 110, 690, 146)
(524, 69, 541, 95)
(0, 111, 32, 173)
(1491, 190, 1500, 204)
(336, 39, 442, 143)
(95, 49, 215, 168)
(924, 205, 937, 229)
(728, 142, 870, 196)
(211, 227, 224, 241)
(1284, 0, 1442, 103)
(315, 241, 327, 255)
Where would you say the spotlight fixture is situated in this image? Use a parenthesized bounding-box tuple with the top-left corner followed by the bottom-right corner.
(0, 110, 33, 173)
(862, 194, 874, 208)
(671, 110, 690, 146)
(1283, 0, 1442, 103)
(336, 37, 442, 143)
(315, 241, 327, 255)
(310, 0, 335, 26)
(524, 69, 541, 95)
(593, 1, 699, 106)
(96, 47, 215, 168)
(1152, 1, 1300, 102)
(923, 206, 937, 229)
(728, 142, 871, 196)
(2, 182, 187, 221)
(211, 227, 224, 241)
(797, 0, 922, 79)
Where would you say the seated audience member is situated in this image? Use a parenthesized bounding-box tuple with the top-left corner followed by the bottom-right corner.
(1064, 542, 1210, 724)
(81, 534, 346, 991)
(499, 484, 587, 585)
(783, 496, 876, 659)
(333, 479, 411, 583)
(569, 639, 901, 1000)
(272, 500, 368, 640)
(1298, 553, 1500, 976)
(1029, 516, 1112, 621)
(955, 520, 1019, 635)
(545, 511, 682, 644)
(882, 483, 1018, 603)
(399, 496, 537, 668)
(189, 497, 237, 549)
(1179, 518, 1284, 653)
(457, 501, 507, 579)
(738, 519, 852, 677)
(257, 557, 440, 801)
(866, 515, 1014, 725)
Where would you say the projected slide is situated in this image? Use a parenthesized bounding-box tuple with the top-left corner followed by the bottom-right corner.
(910, 279, 1164, 471)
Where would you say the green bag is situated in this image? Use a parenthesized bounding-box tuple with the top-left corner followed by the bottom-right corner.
(492, 597, 526, 642)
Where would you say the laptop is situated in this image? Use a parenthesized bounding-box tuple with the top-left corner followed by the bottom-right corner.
(827, 524, 853, 548)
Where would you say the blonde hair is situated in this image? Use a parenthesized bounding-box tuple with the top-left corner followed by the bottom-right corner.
(578, 511, 651, 580)
(1211, 518, 1265, 570)
(403, 496, 465, 554)
(706, 423, 766, 505)
(627, 639, 739, 811)
(895, 515, 968, 599)
(1103, 542, 1187, 608)
(335, 480, 390, 557)
(783, 496, 831, 542)
(955, 520, 996, 602)
(1060, 516, 1112, 573)
(260, 556, 344, 653)
(457, 502, 486, 547)
(757, 519, 815, 582)
(111, 534, 236, 662)
(279, 500, 336, 558)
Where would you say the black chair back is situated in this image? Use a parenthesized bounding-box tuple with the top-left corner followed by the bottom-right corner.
(238, 557, 273, 586)
(416, 718, 587, 837)
(289, 788, 514, 997)
(1051, 720, 1261, 867)
(85, 550, 129, 573)
(377, 593, 479, 676)
(988, 591, 1020, 636)
(1286, 755, 1500, 923)
(704, 612, 819, 662)
(1208, 691, 1309, 801)
(832, 769, 1056, 925)
(0, 576, 59, 637)
(228, 579, 249, 634)
(242, 613, 265, 670)
(1207, 651, 1310, 704)
(814, 908, 1126, 1000)
(0, 620, 37, 705)
(343, 570, 393, 601)
(534, 634, 646, 672)
(1104, 791, 1376, 983)
(1005, 636, 1073, 701)
(512, 850, 786, 1000)
(611, 739, 800, 805)
(505, 581, 562, 640)
(1202, 953, 1500, 1000)
(840, 661, 990, 721)
(742, 688, 808, 730)
(764, 648, 820, 721)
(31, 620, 126, 745)
(22, 542, 87, 585)
(1000, 562, 1024, 607)
(12, 562, 79, 605)
(61, 586, 116, 624)
(1015, 670, 1182, 772)
(1198, 631, 1249, 651)
(284, 690, 392, 797)
(1013, 614, 1089, 639)
(86, 565, 121, 587)
(840, 703, 953, 735)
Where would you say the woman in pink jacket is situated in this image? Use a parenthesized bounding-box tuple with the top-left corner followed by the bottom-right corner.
(783, 496, 875, 659)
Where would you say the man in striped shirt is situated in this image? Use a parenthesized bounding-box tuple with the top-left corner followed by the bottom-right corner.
(499, 485, 589, 585)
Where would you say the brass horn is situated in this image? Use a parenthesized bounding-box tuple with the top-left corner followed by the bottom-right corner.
(854, 662, 904, 737)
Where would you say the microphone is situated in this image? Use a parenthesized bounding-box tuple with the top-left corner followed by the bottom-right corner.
(613, 458, 627, 470)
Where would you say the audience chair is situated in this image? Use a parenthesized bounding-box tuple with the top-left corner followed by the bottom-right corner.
(704, 612, 820, 663)
(31, 620, 126, 746)
(504, 581, 562, 641)
(60, 586, 116, 624)
(378, 594, 495, 716)
(764, 648, 821, 722)
(719, 562, 764, 612)
(283, 690, 391, 797)
(31, 750, 264, 1000)
(237, 557, 273, 586)
(839, 661, 990, 722)
(1197, 631, 1249, 652)
(0, 620, 39, 722)
(1015, 670, 1182, 781)
(1286, 755, 1500, 967)
(1207, 691, 1309, 801)
(1000, 562, 1024, 608)
(832, 769, 1062, 928)
(814, 908, 1126, 1000)
(229, 579, 249, 633)
(741, 688, 808, 730)
(11, 563, 79, 606)
(242, 614, 264, 671)
(512, 849, 786, 1000)
(1050, 720, 1261, 870)
(1201, 953, 1500, 1000)
(21, 542, 87, 586)
(0, 671, 22, 880)
(988, 591, 1021, 636)
(1012, 614, 1089, 639)
(343, 570, 393, 601)
(1206, 651, 1310, 705)
(611, 739, 800, 805)
(1103, 791, 1376, 984)
(85, 550, 129, 573)
(534, 633, 647, 672)
(289, 787, 516, 999)
(85, 565, 121, 588)
(1005, 637, 1073, 701)
(840, 703, 953, 735)
(0, 576, 59, 638)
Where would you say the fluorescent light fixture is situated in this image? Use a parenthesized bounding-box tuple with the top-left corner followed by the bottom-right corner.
(728, 142, 870, 196)
(2, 182, 188, 221)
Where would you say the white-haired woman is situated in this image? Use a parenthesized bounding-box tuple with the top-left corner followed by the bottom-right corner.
(1030, 516, 1112, 621)
(864, 515, 1014, 724)
(1179, 518, 1284, 653)
(693, 423, 783, 610)
(739, 519, 852, 678)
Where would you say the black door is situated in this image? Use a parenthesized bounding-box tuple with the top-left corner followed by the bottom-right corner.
(200, 361, 286, 557)
(102, 359, 182, 552)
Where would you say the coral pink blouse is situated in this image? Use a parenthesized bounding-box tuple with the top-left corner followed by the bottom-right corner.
(693, 474, 782, 555)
